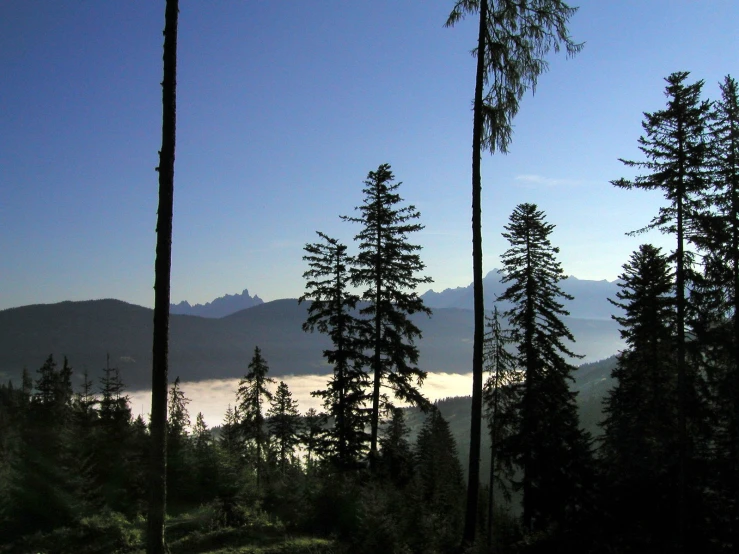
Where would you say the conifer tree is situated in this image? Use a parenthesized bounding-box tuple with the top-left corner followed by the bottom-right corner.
(411, 408, 465, 553)
(267, 381, 301, 473)
(600, 244, 678, 547)
(299, 408, 326, 471)
(378, 407, 413, 487)
(148, 0, 178, 550)
(237, 346, 275, 487)
(342, 163, 432, 461)
(219, 404, 242, 462)
(497, 203, 592, 532)
(167, 377, 191, 506)
(612, 72, 711, 546)
(445, 2, 581, 544)
(300, 232, 370, 467)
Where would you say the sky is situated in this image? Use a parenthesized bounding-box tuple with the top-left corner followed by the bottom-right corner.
(2, 1, 738, 312)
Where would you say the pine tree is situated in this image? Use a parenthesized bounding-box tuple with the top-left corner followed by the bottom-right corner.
(600, 244, 678, 547)
(266, 381, 301, 473)
(612, 72, 711, 547)
(445, 2, 582, 544)
(167, 377, 191, 506)
(300, 232, 370, 467)
(299, 408, 326, 472)
(237, 346, 275, 487)
(378, 407, 413, 487)
(497, 203, 592, 532)
(342, 163, 432, 461)
(411, 408, 465, 553)
(148, 0, 178, 550)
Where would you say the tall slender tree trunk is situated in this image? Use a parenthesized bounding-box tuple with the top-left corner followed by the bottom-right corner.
(463, 0, 488, 546)
(147, 1, 178, 553)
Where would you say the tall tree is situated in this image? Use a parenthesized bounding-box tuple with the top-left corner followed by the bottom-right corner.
(300, 232, 370, 467)
(696, 74, 739, 547)
(444, 1, 581, 544)
(497, 203, 592, 532)
(148, 0, 178, 551)
(612, 71, 710, 548)
(237, 346, 275, 487)
(266, 381, 301, 473)
(600, 244, 678, 548)
(342, 163, 432, 461)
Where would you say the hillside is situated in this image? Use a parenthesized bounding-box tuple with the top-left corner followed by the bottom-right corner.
(0, 298, 621, 390)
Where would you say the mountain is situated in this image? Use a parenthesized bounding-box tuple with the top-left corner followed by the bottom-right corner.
(0, 298, 622, 391)
(422, 270, 621, 320)
(170, 288, 263, 318)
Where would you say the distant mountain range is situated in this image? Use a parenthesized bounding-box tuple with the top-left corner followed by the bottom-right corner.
(421, 270, 621, 320)
(170, 288, 263, 318)
(0, 296, 622, 391)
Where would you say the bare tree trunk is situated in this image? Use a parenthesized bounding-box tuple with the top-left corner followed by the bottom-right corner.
(147, 1, 178, 552)
(463, 0, 488, 547)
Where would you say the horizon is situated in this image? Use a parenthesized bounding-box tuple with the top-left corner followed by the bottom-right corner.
(0, 267, 620, 312)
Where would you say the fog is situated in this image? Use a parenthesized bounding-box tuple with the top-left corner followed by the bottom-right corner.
(129, 372, 474, 428)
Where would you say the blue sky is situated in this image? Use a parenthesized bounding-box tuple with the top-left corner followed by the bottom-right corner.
(1, 1, 737, 311)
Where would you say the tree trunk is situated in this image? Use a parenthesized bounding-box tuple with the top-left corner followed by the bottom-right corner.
(463, 0, 488, 547)
(147, 1, 178, 553)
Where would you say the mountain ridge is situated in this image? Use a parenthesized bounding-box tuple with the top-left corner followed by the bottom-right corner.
(170, 288, 263, 318)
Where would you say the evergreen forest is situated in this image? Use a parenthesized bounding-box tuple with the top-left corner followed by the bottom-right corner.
(1, 1, 738, 553)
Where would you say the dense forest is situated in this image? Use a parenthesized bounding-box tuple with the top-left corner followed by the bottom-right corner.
(2, 0, 738, 553)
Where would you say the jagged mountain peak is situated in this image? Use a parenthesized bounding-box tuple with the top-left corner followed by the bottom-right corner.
(170, 288, 263, 318)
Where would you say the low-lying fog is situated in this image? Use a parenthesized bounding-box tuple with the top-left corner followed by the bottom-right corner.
(129, 372, 474, 428)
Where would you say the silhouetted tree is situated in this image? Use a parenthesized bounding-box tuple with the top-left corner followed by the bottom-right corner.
(497, 203, 592, 532)
(342, 163, 432, 461)
(167, 377, 191, 506)
(445, 1, 582, 544)
(148, 0, 178, 551)
(267, 381, 301, 473)
(411, 408, 465, 553)
(378, 407, 413, 487)
(612, 71, 711, 547)
(237, 346, 275, 487)
(299, 408, 326, 472)
(600, 244, 678, 548)
(300, 232, 370, 467)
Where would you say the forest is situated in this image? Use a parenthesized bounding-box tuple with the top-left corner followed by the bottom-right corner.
(2, 1, 739, 553)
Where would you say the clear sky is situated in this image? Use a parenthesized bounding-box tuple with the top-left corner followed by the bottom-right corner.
(1, 1, 737, 311)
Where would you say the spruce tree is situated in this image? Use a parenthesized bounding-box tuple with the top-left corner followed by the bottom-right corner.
(167, 377, 191, 506)
(497, 203, 592, 532)
(612, 72, 711, 546)
(600, 244, 677, 547)
(300, 232, 370, 467)
(342, 163, 432, 461)
(236, 346, 275, 487)
(377, 407, 413, 487)
(445, 2, 582, 544)
(411, 408, 465, 553)
(266, 381, 301, 473)
(299, 408, 326, 472)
